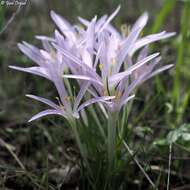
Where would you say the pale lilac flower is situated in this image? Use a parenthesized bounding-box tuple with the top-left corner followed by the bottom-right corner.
(9, 39, 114, 121)
(54, 6, 174, 111)
(9, 6, 174, 122)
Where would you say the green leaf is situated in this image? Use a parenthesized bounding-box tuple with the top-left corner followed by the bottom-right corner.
(153, 139, 168, 146)
(135, 126, 153, 135)
(167, 130, 180, 143)
(181, 133, 190, 141)
(167, 123, 190, 143)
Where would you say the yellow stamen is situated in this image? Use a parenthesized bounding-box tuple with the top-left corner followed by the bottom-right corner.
(55, 97, 64, 110)
(65, 96, 71, 101)
(99, 63, 104, 70)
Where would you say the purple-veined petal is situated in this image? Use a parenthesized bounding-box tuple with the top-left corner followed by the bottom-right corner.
(52, 43, 83, 64)
(54, 29, 65, 40)
(73, 81, 90, 112)
(77, 96, 115, 112)
(86, 16, 96, 49)
(119, 72, 148, 108)
(133, 56, 161, 80)
(144, 64, 173, 81)
(81, 49, 93, 68)
(18, 42, 45, 67)
(107, 23, 121, 39)
(116, 27, 145, 73)
(80, 17, 96, 67)
(130, 32, 175, 55)
(53, 43, 102, 81)
(137, 46, 148, 61)
(26, 94, 60, 110)
(74, 24, 85, 35)
(96, 15, 108, 31)
(9, 65, 50, 79)
(28, 109, 64, 122)
(98, 5, 121, 33)
(119, 65, 173, 108)
(54, 29, 67, 48)
(35, 35, 55, 42)
(117, 76, 129, 94)
(98, 32, 109, 80)
(109, 53, 159, 86)
(94, 42, 103, 68)
(40, 50, 52, 60)
(115, 12, 148, 73)
(130, 12, 148, 33)
(120, 94, 135, 107)
(50, 10, 76, 42)
(42, 40, 54, 52)
(35, 38, 55, 55)
(78, 16, 90, 27)
(63, 74, 103, 86)
(46, 62, 71, 111)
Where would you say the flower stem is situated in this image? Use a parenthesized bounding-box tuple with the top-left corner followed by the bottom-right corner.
(107, 111, 118, 175)
(68, 118, 94, 184)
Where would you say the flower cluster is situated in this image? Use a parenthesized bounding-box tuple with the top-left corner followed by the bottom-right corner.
(10, 6, 175, 122)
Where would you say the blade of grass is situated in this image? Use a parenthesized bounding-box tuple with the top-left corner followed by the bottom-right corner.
(172, 1, 190, 108)
(0, 138, 25, 170)
(152, 0, 177, 33)
(121, 137, 158, 190)
(167, 143, 172, 190)
(151, 0, 177, 94)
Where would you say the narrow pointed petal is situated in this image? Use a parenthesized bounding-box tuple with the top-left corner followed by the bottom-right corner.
(109, 53, 159, 86)
(54, 30, 66, 47)
(130, 32, 176, 55)
(63, 74, 103, 86)
(26, 94, 60, 110)
(145, 64, 173, 81)
(47, 63, 70, 111)
(107, 23, 121, 38)
(53, 43, 102, 81)
(137, 46, 148, 61)
(121, 94, 135, 106)
(120, 72, 148, 107)
(94, 43, 103, 68)
(9, 66, 50, 79)
(73, 82, 90, 112)
(52, 43, 83, 64)
(42, 40, 54, 52)
(28, 109, 63, 122)
(98, 5, 121, 33)
(85, 17, 96, 55)
(18, 42, 45, 66)
(131, 12, 148, 33)
(35, 35, 55, 42)
(77, 96, 115, 112)
(50, 10, 76, 41)
(116, 27, 145, 73)
(78, 17, 90, 26)
(96, 15, 108, 31)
